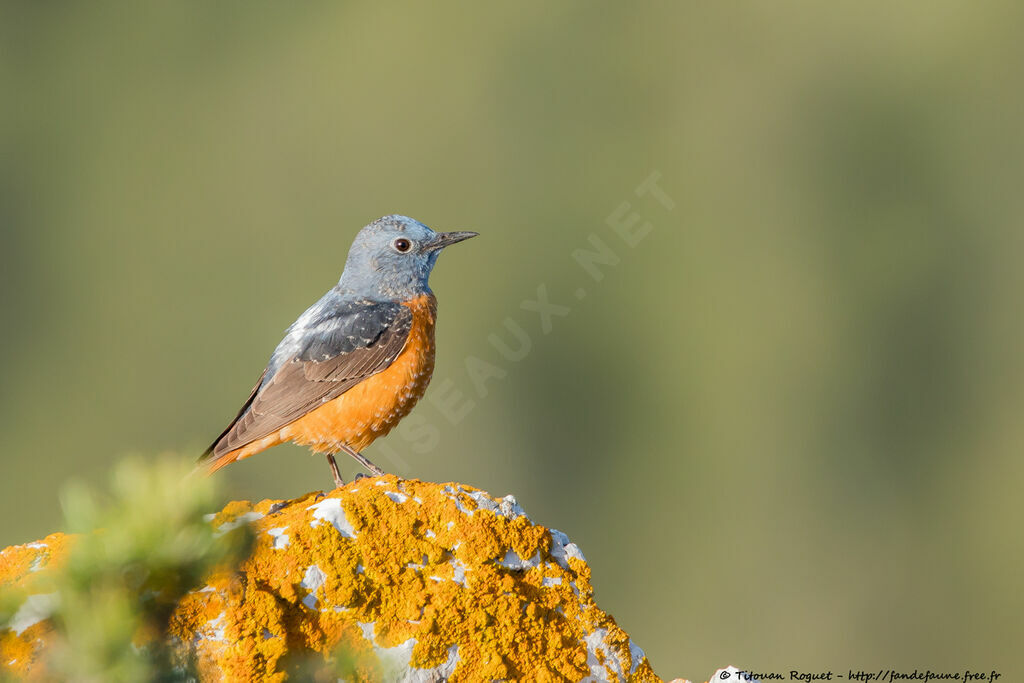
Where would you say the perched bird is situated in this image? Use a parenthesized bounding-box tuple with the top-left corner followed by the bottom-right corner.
(199, 215, 477, 487)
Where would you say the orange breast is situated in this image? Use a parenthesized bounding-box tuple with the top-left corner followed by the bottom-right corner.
(278, 294, 437, 454)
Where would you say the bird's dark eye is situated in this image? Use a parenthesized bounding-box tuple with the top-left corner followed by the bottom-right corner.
(393, 238, 412, 253)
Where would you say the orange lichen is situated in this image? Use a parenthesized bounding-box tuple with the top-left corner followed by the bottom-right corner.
(0, 620, 53, 679)
(0, 533, 73, 679)
(2, 478, 664, 681)
(0, 533, 73, 587)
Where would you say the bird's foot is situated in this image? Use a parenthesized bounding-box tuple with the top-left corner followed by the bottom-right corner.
(326, 453, 345, 489)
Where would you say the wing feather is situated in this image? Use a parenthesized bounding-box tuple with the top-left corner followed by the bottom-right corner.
(201, 299, 413, 461)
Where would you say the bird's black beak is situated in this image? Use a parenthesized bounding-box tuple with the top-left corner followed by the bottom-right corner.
(425, 231, 479, 252)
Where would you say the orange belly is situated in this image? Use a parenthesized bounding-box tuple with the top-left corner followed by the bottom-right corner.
(224, 295, 437, 463)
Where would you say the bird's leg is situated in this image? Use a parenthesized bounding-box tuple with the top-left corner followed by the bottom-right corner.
(326, 453, 345, 489)
(337, 443, 386, 477)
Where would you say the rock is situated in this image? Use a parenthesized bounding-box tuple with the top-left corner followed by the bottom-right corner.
(1, 476, 681, 681)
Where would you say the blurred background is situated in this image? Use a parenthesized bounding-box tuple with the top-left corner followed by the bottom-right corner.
(2, 2, 1022, 679)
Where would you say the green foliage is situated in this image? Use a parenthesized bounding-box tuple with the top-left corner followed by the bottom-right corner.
(3, 457, 253, 682)
(282, 643, 383, 683)
(0, 588, 20, 630)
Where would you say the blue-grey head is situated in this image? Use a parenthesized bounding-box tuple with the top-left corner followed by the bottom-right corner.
(337, 215, 477, 301)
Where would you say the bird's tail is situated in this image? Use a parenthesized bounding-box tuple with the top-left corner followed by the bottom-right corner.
(196, 448, 241, 476)
(197, 369, 268, 475)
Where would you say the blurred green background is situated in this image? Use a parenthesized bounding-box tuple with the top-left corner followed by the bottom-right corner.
(2, 2, 1022, 679)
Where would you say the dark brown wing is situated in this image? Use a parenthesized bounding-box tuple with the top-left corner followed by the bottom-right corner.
(201, 299, 413, 461)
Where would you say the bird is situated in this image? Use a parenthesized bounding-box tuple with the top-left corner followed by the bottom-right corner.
(198, 215, 477, 487)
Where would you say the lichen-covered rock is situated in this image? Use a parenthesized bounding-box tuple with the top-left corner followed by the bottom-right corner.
(0, 532, 70, 676)
(1, 477, 669, 681)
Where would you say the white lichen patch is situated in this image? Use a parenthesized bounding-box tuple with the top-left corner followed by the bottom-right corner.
(549, 528, 586, 568)
(355, 635, 458, 683)
(582, 627, 627, 681)
(450, 558, 468, 586)
(190, 611, 227, 648)
(439, 486, 529, 524)
(266, 526, 290, 549)
(498, 495, 528, 520)
(206, 613, 227, 643)
(463, 489, 496, 514)
(214, 511, 264, 537)
(404, 644, 459, 683)
(8, 593, 59, 635)
(628, 640, 646, 675)
(442, 486, 476, 516)
(385, 491, 409, 504)
(466, 490, 529, 521)
(307, 497, 357, 538)
(499, 549, 541, 571)
(20, 541, 50, 573)
(428, 557, 469, 586)
(376, 637, 416, 674)
(405, 554, 429, 572)
(300, 565, 327, 610)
